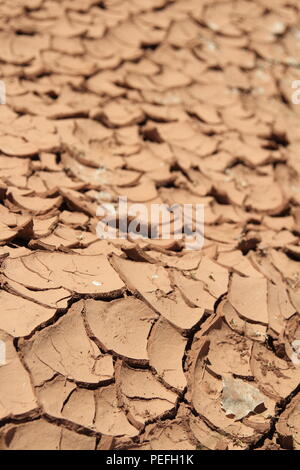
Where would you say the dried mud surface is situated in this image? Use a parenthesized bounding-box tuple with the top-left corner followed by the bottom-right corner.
(0, 0, 300, 451)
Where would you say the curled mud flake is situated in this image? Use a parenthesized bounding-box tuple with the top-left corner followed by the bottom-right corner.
(192, 256, 229, 298)
(36, 374, 76, 417)
(152, 68, 192, 90)
(0, 223, 18, 245)
(204, 317, 253, 378)
(189, 103, 221, 125)
(84, 297, 158, 364)
(139, 420, 196, 450)
(285, 244, 300, 260)
(7, 191, 62, 216)
(220, 299, 247, 335)
(73, 240, 122, 257)
(244, 322, 267, 344)
(147, 317, 187, 391)
(57, 387, 96, 431)
(4, 276, 70, 309)
(267, 281, 295, 338)
(86, 72, 125, 98)
(188, 411, 248, 450)
(39, 171, 85, 191)
(0, 135, 39, 157)
(245, 183, 286, 214)
(21, 301, 114, 385)
(0, 331, 37, 421)
(148, 251, 203, 271)
(0, 290, 59, 337)
(0, 246, 29, 259)
(221, 375, 265, 421)
(115, 178, 158, 203)
(121, 244, 157, 263)
(59, 211, 89, 227)
(2, 252, 124, 296)
(0, 419, 96, 450)
(110, 255, 204, 331)
(217, 251, 264, 278)
(188, 363, 264, 442)
(47, 376, 122, 435)
(270, 250, 300, 288)
(33, 216, 58, 239)
(58, 427, 96, 450)
(116, 361, 178, 428)
(228, 274, 269, 325)
(59, 188, 97, 217)
(0, 32, 36, 65)
(250, 342, 300, 402)
(186, 333, 274, 443)
(172, 270, 215, 312)
(29, 226, 98, 250)
(91, 384, 139, 437)
(277, 395, 300, 450)
(100, 100, 145, 127)
(218, 299, 267, 343)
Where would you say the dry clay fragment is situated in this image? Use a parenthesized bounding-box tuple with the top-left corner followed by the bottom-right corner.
(192, 256, 229, 298)
(147, 317, 187, 391)
(2, 252, 124, 296)
(60, 383, 138, 437)
(219, 299, 267, 343)
(188, 413, 248, 450)
(59, 210, 89, 227)
(139, 420, 196, 450)
(0, 420, 96, 450)
(149, 251, 203, 271)
(0, 155, 29, 179)
(115, 178, 158, 202)
(217, 250, 264, 278)
(0, 290, 59, 337)
(0, 135, 38, 156)
(110, 255, 204, 331)
(0, 223, 18, 245)
(36, 375, 76, 418)
(204, 317, 253, 378)
(21, 301, 114, 385)
(228, 274, 269, 325)
(283, 315, 300, 365)
(4, 277, 70, 310)
(116, 362, 178, 428)
(267, 281, 295, 337)
(277, 394, 300, 450)
(85, 297, 158, 364)
(250, 342, 300, 402)
(221, 374, 265, 421)
(8, 191, 62, 215)
(0, 331, 37, 420)
(29, 225, 98, 250)
(172, 270, 215, 312)
(33, 216, 58, 238)
(187, 338, 274, 443)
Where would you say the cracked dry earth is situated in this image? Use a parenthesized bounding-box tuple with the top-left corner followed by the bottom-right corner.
(1, 0, 300, 453)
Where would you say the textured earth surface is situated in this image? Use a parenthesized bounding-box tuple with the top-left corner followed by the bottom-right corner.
(0, 0, 300, 451)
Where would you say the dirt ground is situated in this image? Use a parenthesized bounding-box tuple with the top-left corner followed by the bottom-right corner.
(0, 0, 300, 451)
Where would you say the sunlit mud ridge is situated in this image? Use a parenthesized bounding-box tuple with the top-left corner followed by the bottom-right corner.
(0, 0, 300, 451)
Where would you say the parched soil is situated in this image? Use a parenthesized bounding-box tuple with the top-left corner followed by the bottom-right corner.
(0, 0, 300, 451)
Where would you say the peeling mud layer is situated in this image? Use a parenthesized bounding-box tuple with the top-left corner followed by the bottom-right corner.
(0, 0, 300, 451)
